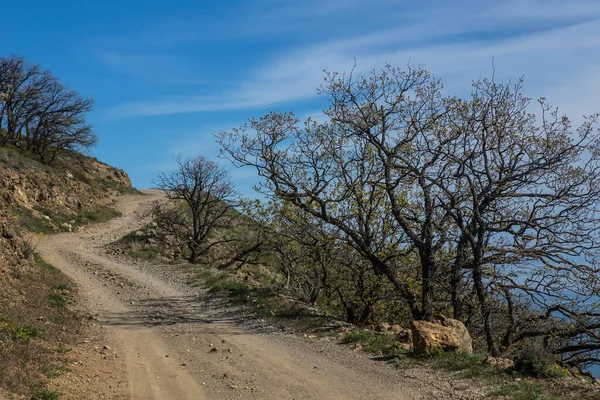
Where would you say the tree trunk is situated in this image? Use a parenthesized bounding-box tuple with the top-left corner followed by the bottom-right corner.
(421, 252, 435, 321)
(451, 237, 469, 321)
(473, 265, 499, 356)
(188, 245, 198, 264)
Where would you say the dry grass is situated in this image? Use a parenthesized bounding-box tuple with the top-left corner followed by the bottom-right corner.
(0, 256, 84, 398)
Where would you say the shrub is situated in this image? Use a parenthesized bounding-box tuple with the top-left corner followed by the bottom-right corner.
(209, 281, 250, 298)
(512, 344, 568, 379)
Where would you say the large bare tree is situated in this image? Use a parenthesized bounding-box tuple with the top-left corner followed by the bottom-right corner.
(218, 66, 452, 321)
(218, 64, 600, 369)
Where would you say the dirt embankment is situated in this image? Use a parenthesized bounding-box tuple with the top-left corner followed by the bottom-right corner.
(0, 147, 133, 398)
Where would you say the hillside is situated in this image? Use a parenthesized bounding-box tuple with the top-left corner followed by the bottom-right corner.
(0, 145, 133, 398)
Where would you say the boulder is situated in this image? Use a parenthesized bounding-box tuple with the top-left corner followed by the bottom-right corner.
(411, 318, 473, 353)
(411, 320, 460, 352)
(436, 315, 473, 354)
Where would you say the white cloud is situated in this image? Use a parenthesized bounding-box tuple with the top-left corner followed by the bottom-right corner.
(108, 1, 600, 120)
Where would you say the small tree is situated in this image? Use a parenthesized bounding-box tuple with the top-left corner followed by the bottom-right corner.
(153, 155, 238, 264)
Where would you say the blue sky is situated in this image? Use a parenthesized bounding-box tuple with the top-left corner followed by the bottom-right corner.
(2, 0, 600, 195)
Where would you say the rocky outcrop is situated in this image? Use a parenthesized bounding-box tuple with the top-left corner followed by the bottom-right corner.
(411, 317, 473, 353)
(0, 152, 131, 213)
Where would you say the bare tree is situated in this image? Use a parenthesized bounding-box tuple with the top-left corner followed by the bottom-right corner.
(0, 55, 42, 146)
(218, 66, 451, 321)
(23, 77, 96, 163)
(153, 155, 239, 264)
(0, 54, 96, 162)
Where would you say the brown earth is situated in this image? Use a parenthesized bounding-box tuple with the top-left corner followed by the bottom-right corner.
(35, 191, 494, 400)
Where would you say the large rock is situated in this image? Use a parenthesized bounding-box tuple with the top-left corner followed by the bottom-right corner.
(411, 317, 473, 353)
(411, 320, 460, 352)
(437, 315, 473, 354)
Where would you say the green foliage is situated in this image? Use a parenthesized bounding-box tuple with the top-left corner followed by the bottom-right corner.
(131, 246, 159, 260)
(340, 329, 380, 344)
(47, 292, 67, 309)
(15, 208, 52, 235)
(41, 364, 72, 378)
(118, 227, 162, 260)
(408, 349, 486, 371)
(36, 257, 57, 272)
(490, 383, 553, 400)
(54, 345, 71, 354)
(0, 254, 79, 398)
(13, 203, 121, 236)
(30, 387, 62, 400)
(0, 315, 43, 343)
(209, 281, 251, 297)
(514, 355, 568, 379)
(76, 206, 121, 223)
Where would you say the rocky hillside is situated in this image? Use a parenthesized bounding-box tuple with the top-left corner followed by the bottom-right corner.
(1, 143, 133, 298)
(0, 145, 133, 398)
(1, 145, 130, 263)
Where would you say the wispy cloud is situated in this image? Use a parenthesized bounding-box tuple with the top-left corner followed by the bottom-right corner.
(94, 50, 196, 84)
(104, 0, 600, 119)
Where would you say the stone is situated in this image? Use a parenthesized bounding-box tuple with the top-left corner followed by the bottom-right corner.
(485, 356, 515, 370)
(376, 322, 391, 332)
(436, 315, 473, 354)
(399, 343, 412, 351)
(390, 324, 403, 334)
(411, 320, 461, 352)
(1, 228, 15, 239)
(394, 327, 412, 345)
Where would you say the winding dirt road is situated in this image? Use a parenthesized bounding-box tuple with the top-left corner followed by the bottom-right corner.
(35, 192, 437, 400)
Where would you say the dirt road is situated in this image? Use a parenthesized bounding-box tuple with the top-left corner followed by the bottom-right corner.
(35, 192, 453, 400)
